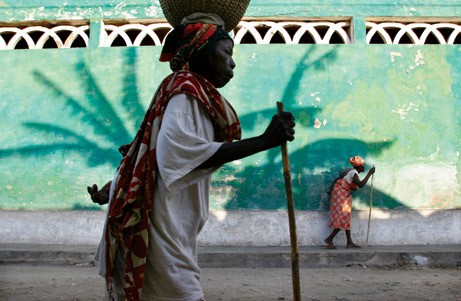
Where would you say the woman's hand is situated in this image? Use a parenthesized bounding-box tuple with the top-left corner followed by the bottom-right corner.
(368, 166, 376, 175)
(87, 182, 111, 205)
(261, 111, 296, 148)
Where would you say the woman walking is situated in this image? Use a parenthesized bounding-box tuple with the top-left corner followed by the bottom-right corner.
(324, 156, 376, 249)
(89, 11, 295, 301)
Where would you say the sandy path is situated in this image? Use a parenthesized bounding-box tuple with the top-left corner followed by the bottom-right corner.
(0, 263, 459, 300)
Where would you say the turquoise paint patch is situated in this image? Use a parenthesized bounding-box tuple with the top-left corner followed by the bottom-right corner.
(1, 1, 460, 24)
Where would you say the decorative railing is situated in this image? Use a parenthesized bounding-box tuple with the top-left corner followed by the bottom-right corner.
(0, 25, 89, 49)
(101, 20, 352, 46)
(366, 21, 461, 44)
(1, 19, 460, 49)
(232, 20, 351, 44)
(102, 23, 171, 47)
(0, 19, 352, 49)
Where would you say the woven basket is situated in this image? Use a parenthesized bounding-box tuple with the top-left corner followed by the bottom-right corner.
(159, 0, 250, 31)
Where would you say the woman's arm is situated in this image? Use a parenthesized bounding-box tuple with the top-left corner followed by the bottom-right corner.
(353, 166, 376, 188)
(197, 111, 295, 168)
(87, 111, 295, 202)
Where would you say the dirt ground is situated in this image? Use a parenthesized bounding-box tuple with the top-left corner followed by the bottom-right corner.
(0, 263, 460, 301)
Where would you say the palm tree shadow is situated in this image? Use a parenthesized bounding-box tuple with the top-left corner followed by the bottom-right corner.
(236, 46, 339, 165)
(0, 48, 144, 210)
(0, 48, 142, 169)
(237, 45, 338, 132)
(218, 45, 405, 211)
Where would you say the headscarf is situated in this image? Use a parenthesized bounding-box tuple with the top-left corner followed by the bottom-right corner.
(349, 155, 365, 167)
(160, 12, 232, 71)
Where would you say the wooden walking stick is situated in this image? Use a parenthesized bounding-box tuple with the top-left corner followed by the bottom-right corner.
(277, 101, 301, 301)
(364, 165, 375, 249)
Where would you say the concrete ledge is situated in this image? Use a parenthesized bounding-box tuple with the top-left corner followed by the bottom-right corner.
(1, 244, 460, 268)
(197, 245, 461, 268)
(0, 244, 97, 265)
(1, 209, 460, 246)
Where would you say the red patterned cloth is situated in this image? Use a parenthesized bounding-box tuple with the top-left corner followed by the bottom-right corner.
(104, 70, 241, 300)
(328, 177, 358, 230)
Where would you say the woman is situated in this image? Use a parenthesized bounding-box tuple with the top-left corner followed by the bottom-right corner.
(324, 156, 376, 249)
(91, 13, 295, 301)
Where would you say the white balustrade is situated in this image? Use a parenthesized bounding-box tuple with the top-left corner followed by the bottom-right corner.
(100, 20, 351, 46)
(0, 25, 89, 49)
(1, 20, 459, 49)
(366, 22, 461, 44)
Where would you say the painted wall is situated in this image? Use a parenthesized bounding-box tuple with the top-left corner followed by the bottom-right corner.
(0, 1, 460, 246)
(1, 1, 460, 22)
(1, 43, 459, 211)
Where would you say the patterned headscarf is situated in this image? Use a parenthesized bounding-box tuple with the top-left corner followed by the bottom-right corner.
(349, 155, 365, 167)
(160, 13, 232, 71)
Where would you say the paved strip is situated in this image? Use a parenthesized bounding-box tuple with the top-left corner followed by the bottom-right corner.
(1, 244, 460, 268)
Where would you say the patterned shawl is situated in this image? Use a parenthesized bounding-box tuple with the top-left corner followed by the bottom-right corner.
(104, 70, 241, 300)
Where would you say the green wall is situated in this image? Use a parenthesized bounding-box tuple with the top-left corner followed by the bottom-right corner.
(0, 1, 460, 211)
(1, 0, 460, 21)
(1, 44, 459, 211)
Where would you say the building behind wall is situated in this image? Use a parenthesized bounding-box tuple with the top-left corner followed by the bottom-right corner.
(0, 0, 460, 246)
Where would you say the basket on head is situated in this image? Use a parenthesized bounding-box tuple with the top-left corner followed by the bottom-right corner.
(159, 0, 251, 31)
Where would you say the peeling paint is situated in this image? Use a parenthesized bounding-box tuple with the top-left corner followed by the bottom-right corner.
(115, 2, 126, 11)
(391, 101, 420, 120)
(414, 50, 425, 66)
(310, 91, 321, 103)
(390, 51, 402, 62)
(314, 118, 322, 128)
(313, 118, 327, 129)
(145, 6, 160, 17)
(428, 146, 440, 161)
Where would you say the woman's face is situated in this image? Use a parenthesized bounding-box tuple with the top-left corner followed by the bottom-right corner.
(199, 39, 236, 88)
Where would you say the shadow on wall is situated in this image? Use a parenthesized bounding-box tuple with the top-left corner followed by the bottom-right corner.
(215, 45, 403, 211)
(0, 46, 404, 211)
(0, 48, 143, 210)
(0, 48, 142, 166)
(214, 138, 399, 210)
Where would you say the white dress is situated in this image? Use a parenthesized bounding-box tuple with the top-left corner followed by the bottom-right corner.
(97, 93, 223, 301)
